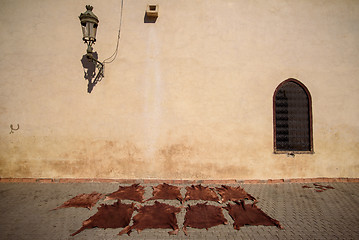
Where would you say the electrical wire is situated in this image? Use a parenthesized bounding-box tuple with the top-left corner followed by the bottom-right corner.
(103, 0, 124, 64)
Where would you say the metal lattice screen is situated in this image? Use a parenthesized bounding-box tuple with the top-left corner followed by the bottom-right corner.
(275, 81, 311, 152)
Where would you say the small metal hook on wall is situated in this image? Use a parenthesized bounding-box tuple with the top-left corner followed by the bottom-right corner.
(9, 124, 20, 134)
(287, 152, 295, 158)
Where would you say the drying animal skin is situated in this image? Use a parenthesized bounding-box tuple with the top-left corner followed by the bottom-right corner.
(146, 183, 183, 202)
(71, 201, 135, 236)
(224, 200, 282, 230)
(184, 184, 219, 201)
(313, 183, 335, 192)
(52, 192, 103, 210)
(215, 185, 256, 203)
(183, 202, 228, 235)
(105, 184, 145, 202)
(302, 183, 335, 192)
(119, 201, 181, 236)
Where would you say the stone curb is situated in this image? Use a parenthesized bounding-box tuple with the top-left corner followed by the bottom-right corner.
(0, 177, 358, 184)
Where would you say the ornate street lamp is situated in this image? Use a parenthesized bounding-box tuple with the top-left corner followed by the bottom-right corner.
(79, 5, 104, 81)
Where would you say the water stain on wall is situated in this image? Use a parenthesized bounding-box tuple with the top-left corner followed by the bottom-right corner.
(160, 143, 194, 176)
(0, 136, 147, 178)
(1, 123, 358, 179)
(158, 142, 254, 179)
(50, 140, 146, 178)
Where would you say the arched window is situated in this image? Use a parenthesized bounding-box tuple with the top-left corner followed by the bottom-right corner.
(273, 79, 313, 153)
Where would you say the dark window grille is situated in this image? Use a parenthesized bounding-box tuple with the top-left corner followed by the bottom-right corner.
(274, 80, 312, 152)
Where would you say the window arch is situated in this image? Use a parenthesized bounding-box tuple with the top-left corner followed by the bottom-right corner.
(273, 79, 313, 153)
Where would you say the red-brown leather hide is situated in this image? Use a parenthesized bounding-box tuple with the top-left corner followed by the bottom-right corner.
(313, 183, 335, 191)
(302, 183, 335, 192)
(216, 185, 256, 202)
(105, 184, 145, 202)
(224, 201, 282, 230)
(146, 183, 183, 202)
(184, 184, 219, 201)
(71, 201, 135, 236)
(183, 203, 228, 235)
(53, 192, 103, 210)
(119, 201, 181, 236)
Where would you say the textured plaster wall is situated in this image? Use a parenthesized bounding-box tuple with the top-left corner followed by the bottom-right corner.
(0, 0, 358, 179)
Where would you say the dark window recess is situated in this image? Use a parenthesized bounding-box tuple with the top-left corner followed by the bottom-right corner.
(274, 81, 311, 152)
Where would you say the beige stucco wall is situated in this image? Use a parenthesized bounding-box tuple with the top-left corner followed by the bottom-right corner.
(0, 0, 358, 180)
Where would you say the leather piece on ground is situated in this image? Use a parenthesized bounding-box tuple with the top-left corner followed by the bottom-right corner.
(146, 183, 183, 202)
(215, 185, 256, 202)
(71, 200, 135, 236)
(224, 201, 282, 230)
(52, 192, 103, 210)
(302, 183, 335, 192)
(183, 202, 228, 235)
(105, 184, 145, 202)
(313, 183, 335, 192)
(184, 184, 219, 201)
(119, 201, 181, 236)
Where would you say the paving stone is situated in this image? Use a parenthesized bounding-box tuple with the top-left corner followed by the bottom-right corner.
(0, 182, 359, 239)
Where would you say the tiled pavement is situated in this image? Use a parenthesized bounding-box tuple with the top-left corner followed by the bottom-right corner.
(0, 182, 358, 239)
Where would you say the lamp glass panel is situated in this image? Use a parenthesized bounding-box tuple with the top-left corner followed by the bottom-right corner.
(81, 23, 87, 39)
(89, 23, 96, 40)
(86, 23, 92, 39)
(92, 25, 97, 40)
(81, 21, 98, 41)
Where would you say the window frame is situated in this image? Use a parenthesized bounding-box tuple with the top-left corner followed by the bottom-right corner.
(273, 78, 314, 154)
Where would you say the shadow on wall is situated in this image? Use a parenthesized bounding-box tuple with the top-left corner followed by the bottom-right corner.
(81, 52, 101, 93)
